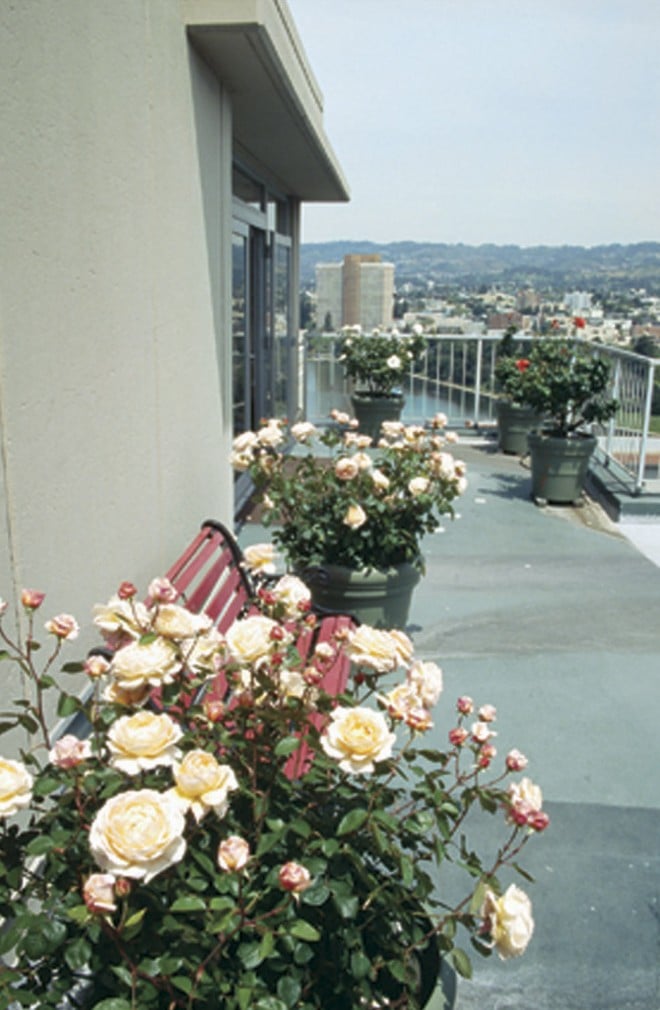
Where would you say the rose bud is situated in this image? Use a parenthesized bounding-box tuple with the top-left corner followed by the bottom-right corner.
(21, 588, 46, 610)
(44, 614, 80, 641)
(49, 734, 91, 769)
(528, 810, 550, 833)
(456, 695, 474, 716)
(449, 726, 469, 747)
(117, 581, 138, 600)
(84, 654, 111, 679)
(83, 873, 117, 914)
(148, 577, 177, 603)
(278, 861, 311, 895)
(217, 836, 250, 872)
(203, 698, 226, 723)
(506, 749, 528, 772)
(478, 704, 497, 723)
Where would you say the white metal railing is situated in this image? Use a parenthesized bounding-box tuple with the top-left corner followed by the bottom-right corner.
(304, 331, 660, 495)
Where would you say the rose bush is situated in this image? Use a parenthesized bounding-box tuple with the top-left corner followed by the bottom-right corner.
(231, 411, 466, 574)
(338, 325, 427, 397)
(516, 335, 618, 437)
(0, 582, 548, 1009)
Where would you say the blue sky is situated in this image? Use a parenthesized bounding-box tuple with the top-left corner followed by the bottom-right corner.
(287, 0, 660, 247)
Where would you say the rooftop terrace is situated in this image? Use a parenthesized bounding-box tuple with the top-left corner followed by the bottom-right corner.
(238, 436, 660, 1010)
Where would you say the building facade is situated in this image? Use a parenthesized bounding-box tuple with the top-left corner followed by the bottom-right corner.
(0, 0, 348, 716)
(315, 254, 394, 330)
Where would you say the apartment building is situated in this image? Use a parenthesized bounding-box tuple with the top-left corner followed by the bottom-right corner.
(316, 254, 394, 330)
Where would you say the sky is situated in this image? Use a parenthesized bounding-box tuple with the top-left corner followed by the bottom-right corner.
(287, 0, 660, 248)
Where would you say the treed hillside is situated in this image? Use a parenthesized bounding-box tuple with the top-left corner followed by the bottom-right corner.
(300, 241, 660, 294)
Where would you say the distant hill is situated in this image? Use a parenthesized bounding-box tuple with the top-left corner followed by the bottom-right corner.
(300, 241, 660, 294)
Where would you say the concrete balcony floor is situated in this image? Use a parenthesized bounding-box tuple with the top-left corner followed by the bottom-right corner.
(238, 436, 660, 1010)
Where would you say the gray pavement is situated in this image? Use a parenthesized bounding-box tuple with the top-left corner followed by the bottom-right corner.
(240, 439, 660, 1010)
(409, 441, 660, 1010)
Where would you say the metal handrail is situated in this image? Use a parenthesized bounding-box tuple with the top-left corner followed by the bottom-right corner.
(304, 331, 660, 495)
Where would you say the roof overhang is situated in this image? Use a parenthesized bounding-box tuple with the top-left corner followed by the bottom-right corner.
(183, 0, 350, 202)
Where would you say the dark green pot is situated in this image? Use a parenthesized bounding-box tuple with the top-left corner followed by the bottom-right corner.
(496, 399, 544, 455)
(301, 561, 421, 629)
(350, 391, 405, 440)
(527, 431, 598, 504)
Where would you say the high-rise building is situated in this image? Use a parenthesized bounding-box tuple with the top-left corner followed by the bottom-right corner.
(315, 254, 394, 330)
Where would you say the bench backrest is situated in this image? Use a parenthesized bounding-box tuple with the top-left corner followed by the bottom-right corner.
(163, 519, 355, 778)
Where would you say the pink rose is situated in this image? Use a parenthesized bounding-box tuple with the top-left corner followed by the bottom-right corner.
(278, 861, 312, 894)
(83, 873, 117, 914)
(49, 734, 92, 769)
(456, 695, 474, 715)
(449, 727, 469, 747)
(478, 703, 497, 723)
(148, 577, 178, 603)
(44, 614, 79, 640)
(506, 749, 528, 772)
(21, 588, 45, 610)
(217, 836, 250, 872)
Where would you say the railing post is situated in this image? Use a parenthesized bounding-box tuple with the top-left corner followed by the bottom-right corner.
(637, 359, 656, 494)
(474, 337, 483, 424)
(605, 357, 621, 462)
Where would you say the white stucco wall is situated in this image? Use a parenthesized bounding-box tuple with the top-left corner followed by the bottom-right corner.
(0, 2, 233, 703)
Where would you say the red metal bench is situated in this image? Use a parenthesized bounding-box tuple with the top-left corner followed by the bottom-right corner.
(162, 519, 356, 777)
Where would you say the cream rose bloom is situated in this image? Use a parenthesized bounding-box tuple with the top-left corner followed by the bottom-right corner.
(343, 504, 367, 530)
(509, 776, 543, 812)
(111, 636, 181, 691)
(371, 468, 390, 492)
(89, 789, 186, 882)
(408, 660, 443, 707)
(335, 456, 359, 481)
(0, 757, 33, 817)
(170, 750, 238, 822)
(93, 596, 149, 640)
(152, 604, 212, 640)
(408, 476, 430, 497)
(291, 421, 318, 442)
(481, 884, 534, 959)
(225, 615, 283, 664)
(243, 543, 278, 575)
(271, 575, 311, 618)
(345, 625, 404, 673)
(217, 835, 250, 872)
(322, 706, 396, 774)
(184, 627, 225, 676)
(107, 711, 183, 775)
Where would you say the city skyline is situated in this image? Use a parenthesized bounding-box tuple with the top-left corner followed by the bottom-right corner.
(288, 0, 660, 249)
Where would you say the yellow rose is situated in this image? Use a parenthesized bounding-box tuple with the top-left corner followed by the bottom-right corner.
(343, 504, 367, 529)
(243, 543, 278, 575)
(344, 625, 404, 673)
(321, 706, 396, 774)
(225, 615, 283, 664)
(407, 660, 443, 707)
(89, 789, 186, 881)
(152, 604, 212, 640)
(110, 636, 181, 690)
(271, 575, 311, 618)
(184, 627, 225, 676)
(107, 711, 183, 774)
(217, 835, 250, 872)
(0, 757, 33, 817)
(170, 750, 238, 822)
(93, 596, 149, 640)
(481, 884, 534, 959)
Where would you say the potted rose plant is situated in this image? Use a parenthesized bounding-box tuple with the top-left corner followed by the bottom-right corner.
(338, 325, 427, 437)
(493, 330, 544, 455)
(517, 332, 618, 504)
(231, 411, 466, 627)
(0, 583, 547, 1010)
